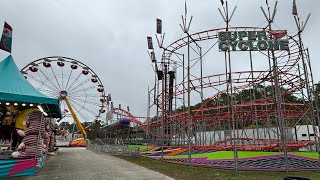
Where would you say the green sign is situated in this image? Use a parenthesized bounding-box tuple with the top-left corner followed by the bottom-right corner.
(218, 31, 289, 51)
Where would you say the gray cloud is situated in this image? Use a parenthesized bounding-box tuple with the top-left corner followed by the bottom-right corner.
(0, 0, 318, 120)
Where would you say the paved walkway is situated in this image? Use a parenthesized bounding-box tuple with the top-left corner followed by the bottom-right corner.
(22, 147, 173, 180)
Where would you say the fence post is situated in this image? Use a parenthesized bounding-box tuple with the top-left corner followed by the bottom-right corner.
(86, 139, 90, 150)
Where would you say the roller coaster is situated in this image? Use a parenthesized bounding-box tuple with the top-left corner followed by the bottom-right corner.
(106, 25, 319, 152)
(101, 0, 320, 171)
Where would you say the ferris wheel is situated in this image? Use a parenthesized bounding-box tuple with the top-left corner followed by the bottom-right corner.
(21, 56, 107, 127)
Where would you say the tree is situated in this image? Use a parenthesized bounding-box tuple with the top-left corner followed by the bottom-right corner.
(315, 82, 320, 115)
(315, 82, 320, 102)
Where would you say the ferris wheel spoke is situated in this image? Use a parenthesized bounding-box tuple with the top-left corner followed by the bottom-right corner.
(37, 88, 57, 96)
(62, 100, 66, 112)
(38, 91, 57, 98)
(64, 69, 74, 91)
(68, 100, 88, 121)
(69, 98, 98, 117)
(68, 97, 85, 113)
(71, 97, 97, 115)
(37, 68, 61, 91)
(69, 85, 97, 95)
(50, 66, 62, 91)
(68, 95, 102, 106)
(61, 63, 64, 91)
(37, 88, 56, 94)
(35, 70, 60, 92)
(67, 77, 91, 93)
(66, 72, 83, 92)
(36, 70, 46, 91)
(36, 81, 52, 94)
(28, 74, 60, 93)
(70, 93, 102, 98)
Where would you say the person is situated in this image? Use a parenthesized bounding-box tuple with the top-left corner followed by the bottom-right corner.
(11, 108, 38, 150)
(191, 137, 195, 145)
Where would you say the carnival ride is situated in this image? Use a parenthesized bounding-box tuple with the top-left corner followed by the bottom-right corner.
(109, 25, 319, 151)
(21, 56, 107, 139)
(102, 1, 320, 171)
(102, 106, 148, 144)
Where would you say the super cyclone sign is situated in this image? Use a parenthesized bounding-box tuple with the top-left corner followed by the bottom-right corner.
(218, 30, 289, 51)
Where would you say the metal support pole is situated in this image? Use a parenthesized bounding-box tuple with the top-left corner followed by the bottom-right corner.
(187, 35, 192, 166)
(298, 32, 320, 154)
(306, 48, 320, 158)
(64, 97, 87, 139)
(161, 62, 166, 161)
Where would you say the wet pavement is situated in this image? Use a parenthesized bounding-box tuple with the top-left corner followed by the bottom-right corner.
(6, 147, 173, 180)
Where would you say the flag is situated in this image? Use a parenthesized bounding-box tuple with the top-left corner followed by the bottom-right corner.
(269, 30, 287, 40)
(220, 0, 224, 6)
(0, 22, 12, 53)
(110, 101, 114, 109)
(156, 19, 162, 34)
(147, 36, 153, 49)
(185, 1, 187, 15)
(150, 51, 156, 62)
(292, 0, 298, 16)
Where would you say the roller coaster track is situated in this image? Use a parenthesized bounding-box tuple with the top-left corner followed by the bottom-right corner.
(108, 27, 317, 150)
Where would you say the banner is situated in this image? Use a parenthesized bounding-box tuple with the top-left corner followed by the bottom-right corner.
(269, 30, 287, 40)
(147, 36, 153, 49)
(292, 0, 298, 16)
(111, 101, 114, 109)
(218, 30, 289, 51)
(150, 51, 156, 62)
(0, 22, 12, 53)
(156, 19, 162, 34)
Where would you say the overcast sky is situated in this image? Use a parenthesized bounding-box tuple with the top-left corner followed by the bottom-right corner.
(0, 0, 319, 121)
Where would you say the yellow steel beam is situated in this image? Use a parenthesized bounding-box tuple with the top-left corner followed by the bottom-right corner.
(64, 97, 87, 139)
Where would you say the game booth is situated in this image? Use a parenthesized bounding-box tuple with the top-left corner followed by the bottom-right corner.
(0, 55, 61, 178)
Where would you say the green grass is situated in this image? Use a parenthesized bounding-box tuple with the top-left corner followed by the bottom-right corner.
(165, 151, 319, 160)
(128, 145, 149, 151)
(115, 155, 320, 180)
(290, 152, 319, 159)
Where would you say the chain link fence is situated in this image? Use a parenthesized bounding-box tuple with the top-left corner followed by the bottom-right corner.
(86, 139, 140, 156)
